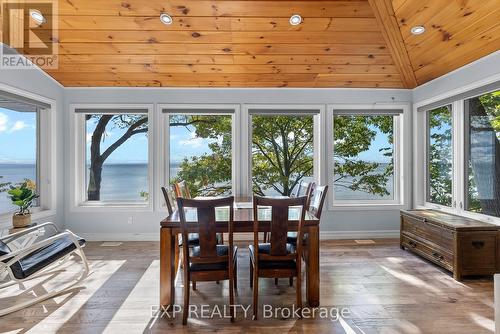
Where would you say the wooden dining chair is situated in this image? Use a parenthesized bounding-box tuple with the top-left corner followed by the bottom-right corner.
(173, 180, 191, 199)
(177, 196, 237, 325)
(287, 185, 328, 246)
(308, 185, 329, 220)
(174, 181, 224, 245)
(263, 181, 314, 244)
(161, 186, 175, 215)
(293, 181, 313, 201)
(249, 195, 308, 320)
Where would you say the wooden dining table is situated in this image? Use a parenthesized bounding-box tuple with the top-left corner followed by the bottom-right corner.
(159, 197, 320, 307)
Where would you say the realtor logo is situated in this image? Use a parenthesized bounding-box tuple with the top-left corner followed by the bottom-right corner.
(1, 0, 58, 69)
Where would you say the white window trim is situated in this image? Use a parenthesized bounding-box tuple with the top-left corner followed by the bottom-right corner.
(69, 104, 154, 212)
(414, 78, 500, 225)
(0, 83, 57, 223)
(421, 102, 456, 211)
(157, 104, 240, 211)
(243, 104, 326, 198)
(327, 103, 410, 211)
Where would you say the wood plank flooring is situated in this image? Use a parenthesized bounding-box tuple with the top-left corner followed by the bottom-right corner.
(0, 239, 494, 333)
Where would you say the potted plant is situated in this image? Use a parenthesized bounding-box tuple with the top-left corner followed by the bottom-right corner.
(8, 180, 39, 228)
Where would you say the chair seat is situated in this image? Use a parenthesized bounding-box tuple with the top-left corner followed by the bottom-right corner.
(189, 245, 238, 272)
(179, 233, 223, 247)
(0, 235, 85, 280)
(287, 232, 298, 245)
(287, 232, 309, 247)
(248, 243, 297, 270)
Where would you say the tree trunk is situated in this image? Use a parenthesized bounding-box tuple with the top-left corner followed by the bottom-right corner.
(87, 161, 103, 201)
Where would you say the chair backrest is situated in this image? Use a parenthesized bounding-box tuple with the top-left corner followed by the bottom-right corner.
(161, 186, 175, 215)
(293, 181, 315, 209)
(174, 181, 191, 199)
(253, 196, 307, 258)
(0, 240, 23, 278)
(309, 185, 328, 219)
(177, 196, 234, 267)
(293, 181, 312, 198)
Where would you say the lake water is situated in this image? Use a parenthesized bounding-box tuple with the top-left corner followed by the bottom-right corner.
(0, 163, 36, 213)
(0, 162, 393, 213)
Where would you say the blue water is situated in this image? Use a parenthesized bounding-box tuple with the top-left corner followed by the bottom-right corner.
(1, 162, 394, 213)
(85, 163, 149, 202)
(0, 163, 36, 213)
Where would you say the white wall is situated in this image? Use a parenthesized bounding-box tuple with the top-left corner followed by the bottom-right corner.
(0, 68, 64, 228)
(63, 88, 412, 240)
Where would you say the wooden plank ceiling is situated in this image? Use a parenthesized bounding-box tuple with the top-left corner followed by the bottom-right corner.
(13, 0, 500, 88)
(392, 0, 500, 85)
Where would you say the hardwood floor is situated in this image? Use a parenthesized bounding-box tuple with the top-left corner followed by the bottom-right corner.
(0, 239, 494, 333)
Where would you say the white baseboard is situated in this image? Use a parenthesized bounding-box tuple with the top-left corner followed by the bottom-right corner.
(78, 230, 400, 242)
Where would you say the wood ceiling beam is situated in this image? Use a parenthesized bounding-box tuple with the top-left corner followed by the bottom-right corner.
(367, 0, 417, 88)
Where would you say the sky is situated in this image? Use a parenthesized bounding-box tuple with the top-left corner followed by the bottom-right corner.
(0, 108, 37, 163)
(356, 128, 392, 163)
(86, 116, 149, 164)
(1, 109, 392, 165)
(170, 124, 217, 164)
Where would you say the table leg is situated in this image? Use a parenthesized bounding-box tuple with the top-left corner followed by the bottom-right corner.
(306, 226, 320, 307)
(160, 227, 176, 307)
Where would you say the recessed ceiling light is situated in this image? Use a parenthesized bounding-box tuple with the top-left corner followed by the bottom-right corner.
(160, 13, 173, 25)
(410, 25, 425, 35)
(289, 14, 302, 26)
(30, 10, 46, 24)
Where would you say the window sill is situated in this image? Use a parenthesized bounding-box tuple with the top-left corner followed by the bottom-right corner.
(0, 209, 56, 228)
(329, 203, 406, 211)
(71, 202, 153, 213)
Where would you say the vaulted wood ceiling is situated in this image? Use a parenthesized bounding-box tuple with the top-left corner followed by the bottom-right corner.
(10, 0, 500, 88)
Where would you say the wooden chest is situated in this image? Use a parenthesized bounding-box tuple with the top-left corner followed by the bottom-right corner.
(400, 209, 500, 280)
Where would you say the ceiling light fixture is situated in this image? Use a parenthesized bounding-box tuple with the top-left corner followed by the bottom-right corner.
(289, 14, 302, 26)
(410, 25, 425, 35)
(30, 10, 46, 24)
(160, 13, 173, 25)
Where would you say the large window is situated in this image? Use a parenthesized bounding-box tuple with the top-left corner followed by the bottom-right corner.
(84, 113, 149, 203)
(168, 113, 233, 197)
(465, 91, 500, 218)
(419, 86, 500, 222)
(251, 114, 314, 196)
(0, 107, 38, 214)
(427, 105, 453, 207)
(333, 114, 396, 202)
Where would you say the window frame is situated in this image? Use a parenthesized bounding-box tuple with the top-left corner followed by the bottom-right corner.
(157, 104, 240, 212)
(423, 103, 456, 209)
(0, 83, 56, 224)
(415, 83, 500, 224)
(70, 104, 154, 212)
(243, 104, 326, 198)
(328, 103, 409, 210)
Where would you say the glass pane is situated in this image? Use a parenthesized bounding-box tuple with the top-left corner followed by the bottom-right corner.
(465, 91, 500, 218)
(0, 108, 38, 214)
(85, 114, 148, 202)
(169, 114, 232, 197)
(252, 115, 314, 196)
(427, 106, 453, 206)
(333, 115, 395, 201)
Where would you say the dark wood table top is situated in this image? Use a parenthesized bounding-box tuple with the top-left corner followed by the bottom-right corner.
(160, 197, 319, 232)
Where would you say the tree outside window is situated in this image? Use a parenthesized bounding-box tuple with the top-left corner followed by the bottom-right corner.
(427, 106, 453, 207)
